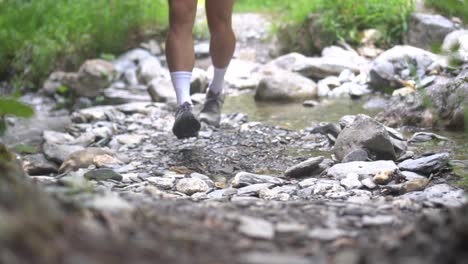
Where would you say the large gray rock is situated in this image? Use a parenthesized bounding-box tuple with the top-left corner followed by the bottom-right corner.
(137, 56, 164, 85)
(147, 79, 176, 103)
(71, 59, 117, 97)
(43, 143, 85, 164)
(22, 153, 59, 175)
(255, 67, 317, 102)
(442, 30, 468, 63)
(232, 172, 285, 188)
(294, 57, 362, 80)
(333, 114, 397, 161)
(376, 69, 467, 130)
(284, 156, 327, 178)
(369, 45, 441, 90)
(327, 160, 399, 180)
(398, 153, 450, 174)
(406, 13, 455, 51)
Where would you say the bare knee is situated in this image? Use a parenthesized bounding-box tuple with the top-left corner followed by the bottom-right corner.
(207, 15, 233, 36)
(169, 0, 197, 34)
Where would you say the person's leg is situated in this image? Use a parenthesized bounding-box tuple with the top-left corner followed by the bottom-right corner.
(205, 0, 236, 94)
(166, 0, 201, 139)
(200, 0, 236, 126)
(166, 0, 197, 106)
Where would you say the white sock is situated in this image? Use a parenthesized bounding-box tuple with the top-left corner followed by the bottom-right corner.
(170, 71, 192, 106)
(209, 67, 227, 94)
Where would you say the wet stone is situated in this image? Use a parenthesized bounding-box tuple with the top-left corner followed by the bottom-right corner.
(84, 169, 123, 181)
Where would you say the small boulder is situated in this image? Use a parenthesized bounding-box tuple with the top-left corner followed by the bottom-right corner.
(398, 153, 450, 174)
(176, 178, 210, 195)
(72, 59, 116, 97)
(327, 160, 398, 180)
(255, 67, 317, 102)
(406, 13, 455, 51)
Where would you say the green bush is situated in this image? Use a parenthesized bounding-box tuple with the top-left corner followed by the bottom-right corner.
(0, 0, 168, 89)
(426, 0, 468, 23)
(235, 0, 414, 46)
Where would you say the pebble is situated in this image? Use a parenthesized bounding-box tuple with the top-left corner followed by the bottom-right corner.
(175, 178, 210, 195)
(340, 173, 363, 190)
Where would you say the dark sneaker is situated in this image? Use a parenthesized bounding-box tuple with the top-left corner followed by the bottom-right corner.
(172, 102, 201, 139)
(200, 90, 224, 127)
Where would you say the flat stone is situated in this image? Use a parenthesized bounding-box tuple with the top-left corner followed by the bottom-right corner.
(238, 216, 275, 240)
(84, 169, 123, 181)
(176, 178, 210, 195)
(237, 183, 273, 196)
(398, 153, 450, 174)
(327, 160, 398, 180)
(232, 172, 285, 188)
(147, 177, 175, 190)
(340, 173, 363, 190)
(284, 156, 326, 178)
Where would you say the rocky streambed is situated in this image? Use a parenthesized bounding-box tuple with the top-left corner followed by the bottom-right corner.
(1, 11, 468, 264)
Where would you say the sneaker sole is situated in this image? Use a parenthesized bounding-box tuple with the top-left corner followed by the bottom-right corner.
(172, 111, 201, 139)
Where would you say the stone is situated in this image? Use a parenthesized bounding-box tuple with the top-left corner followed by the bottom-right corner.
(176, 178, 210, 195)
(22, 153, 58, 175)
(401, 171, 427, 181)
(115, 134, 146, 146)
(361, 178, 377, 190)
(255, 68, 317, 102)
(103, 88, 151, 104)
(275, 222, 308, 233)
(369, 45, 441, 90)
(140, 39, 161, 55)
(113, 48, 152, 71)
(294, 57, 361, 80)
(58, 148, 118, 173)
(327, 160, 398, 180)
(41, 71, 76, 95)
(137, 56, 163, 85)
(340, 173, 363, 190)
(238, 216, 275, 240)
(328, 82, 370, 98)
(72, 105, 125, 123)
(308, 228, 348, 241)
(84, 169, 123, 181)
(72, 59, 116, 97)
(339, 115, 357, 129)
(303, 100, 319, 107)
(43, 142, 85, 164)
(398, 153, 450, 174)
(284, 156, 325, 178)
(373, 169, 395, 185)
(237, 183, 273, 196)
(308, 123, 341, 138)
(43, 130, 75, 145)
(259, 185, 297, 201)
(263, 52, 308, 72)
(240, 253, 309, 264)
(209, 59, 261, 90)
(85, 193, 133, 212)
(147, 78, 176, 103)
(409, 132, 450, 143)
(333, 114, 397, 161)
(190, 68, 209, 94)
(317, 76, 341, 97)
(363, 98, 388, 110)
(406, 13, 455, 51)
(362, 215, 394, 226)
(442, 30, 468, 63)
(147, 177, 175, 190)
(231, 172, 285, 188)
(190, 172, 215, 188)
(194, 42, 210, 58)
(342, 149, 369, 163)
(298, 178, 318, 188)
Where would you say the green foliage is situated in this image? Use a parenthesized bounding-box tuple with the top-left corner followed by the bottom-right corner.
(0, 0, 168, 89)
(235, 0, 414, 46)
(0, 97, 34, 136)
(12, 144, 39, 155)
(426, 0, 468, 23)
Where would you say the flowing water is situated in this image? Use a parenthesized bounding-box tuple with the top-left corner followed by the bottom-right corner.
(224, 92, 468, 175)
